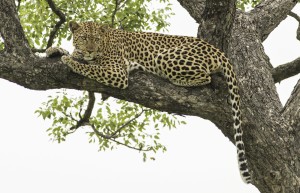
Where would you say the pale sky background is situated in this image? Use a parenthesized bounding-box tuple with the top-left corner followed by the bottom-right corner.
(1, 2, 300, 193)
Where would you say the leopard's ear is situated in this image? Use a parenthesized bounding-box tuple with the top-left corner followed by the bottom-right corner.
(99, 24, 111, 33)
(69, 21, 80, 33)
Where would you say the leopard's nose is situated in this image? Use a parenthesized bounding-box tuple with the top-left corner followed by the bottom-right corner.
(86, 47, 94, 53)
(86, 42, 94, 52)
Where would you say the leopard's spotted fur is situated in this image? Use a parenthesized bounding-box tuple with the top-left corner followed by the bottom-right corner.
(46, 21, 251, 183)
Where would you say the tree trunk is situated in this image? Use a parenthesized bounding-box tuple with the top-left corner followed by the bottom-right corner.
(1, 0, 300, 192)
(178, 0, 300, 192)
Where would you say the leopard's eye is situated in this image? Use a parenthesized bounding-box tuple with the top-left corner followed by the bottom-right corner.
(94, 37, 100, 42)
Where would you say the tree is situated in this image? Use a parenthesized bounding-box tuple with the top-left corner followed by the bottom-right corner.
(0, 0, 300, 192)
(2, 0, 183, 161)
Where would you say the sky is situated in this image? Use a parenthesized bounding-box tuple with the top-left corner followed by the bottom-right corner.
(1, 2, 300, 193)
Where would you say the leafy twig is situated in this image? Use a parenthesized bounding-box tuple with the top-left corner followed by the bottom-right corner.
(90, 124, 152, 152)
(66, 89, 150, 151)
(110, 138, 152, 151)
(73, 98, 151, 151)
(107, 108, 146, 138)
(87, 108, 146, 139)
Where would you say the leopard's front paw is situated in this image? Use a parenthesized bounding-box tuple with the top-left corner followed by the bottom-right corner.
(46, 47, 69, 57)
(61, 55, 72, 64)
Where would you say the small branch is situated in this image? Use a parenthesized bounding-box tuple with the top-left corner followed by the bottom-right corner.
(116, 0, 129, 29)
(81, 91, 95, 122)
(118, 0, 128, 10)
(288, 11, 300, 23)
(89, 108, 146, 139)
(111, 0, 120, 27)
(110, 0, 129, 28)
(272, 57, 300, 83)
(90, 124, 114, 139)
(74, 103, 151, 151)
(45, 0, 66, 49)
(61, 111, 77, 122)
(69, 91, 145, 139)
(109, 109, 146, 138)
(17, 0, 21, 11)
(70, 91, 95, 130)
(110, 138, 152, 151)
(288, 11, 300, 41)
(90, 124, 152, 152)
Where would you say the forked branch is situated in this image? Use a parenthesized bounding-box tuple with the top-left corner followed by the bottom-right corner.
(251, 0, 297, 41)
(32, 0, 66, 52)
(69, 91, 151, 151)
(46, 0, 66, 48)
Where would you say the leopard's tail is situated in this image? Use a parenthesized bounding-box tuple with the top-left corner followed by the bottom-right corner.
(221, 56, 251, 184)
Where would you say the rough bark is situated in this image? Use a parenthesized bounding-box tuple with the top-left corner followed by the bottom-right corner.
(1, 0, 300, 192)
(0, 0, 31, 55)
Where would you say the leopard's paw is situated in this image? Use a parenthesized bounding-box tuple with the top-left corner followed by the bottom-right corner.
(61, 55, 72, 64)
(46, 47, 69, 58)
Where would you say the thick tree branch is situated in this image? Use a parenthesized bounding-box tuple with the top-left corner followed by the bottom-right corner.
(272, 57, 300, 83)
(251, 0, 297, 41)
(0, 52, 232, 127)
(176, 0, 205, 22)
(281, 80, 300, 173)
(0, 0, 31, 55)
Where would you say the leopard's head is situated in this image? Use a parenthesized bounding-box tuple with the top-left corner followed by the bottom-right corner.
(69, 21, 110, 61)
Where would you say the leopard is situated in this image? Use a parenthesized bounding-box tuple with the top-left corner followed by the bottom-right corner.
(46, 21, 252, 183)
